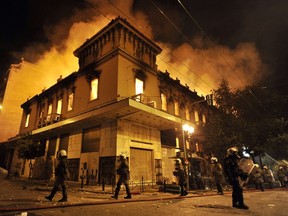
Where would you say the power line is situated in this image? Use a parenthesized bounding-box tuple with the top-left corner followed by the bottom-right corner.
(177, 0, 265, 113)
(149, 0, 261, 115)
(106, 0, 213, 95)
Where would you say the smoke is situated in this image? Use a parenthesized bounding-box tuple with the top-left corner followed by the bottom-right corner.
(157, 38, 266, 95)
(14, 0, 266, 96)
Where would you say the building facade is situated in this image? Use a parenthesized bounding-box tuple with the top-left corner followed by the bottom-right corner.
(12, 17, 212, 188)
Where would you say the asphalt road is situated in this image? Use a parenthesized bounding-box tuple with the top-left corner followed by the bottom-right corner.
(3, 190, 287, 216)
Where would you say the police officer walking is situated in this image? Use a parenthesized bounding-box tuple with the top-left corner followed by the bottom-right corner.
(45, 150, 69, 202)
(111, 155, 132, 199)
(173, 159, 188, 196)
(211, 157, 224, 195)
(223, 147, 249, 210)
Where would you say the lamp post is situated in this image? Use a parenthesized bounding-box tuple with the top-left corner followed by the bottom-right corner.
(182, 124, 194, 191)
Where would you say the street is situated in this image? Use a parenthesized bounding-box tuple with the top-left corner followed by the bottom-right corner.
(2, 190, 287, 216)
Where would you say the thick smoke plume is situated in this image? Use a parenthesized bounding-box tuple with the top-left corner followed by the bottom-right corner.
(15, 0, 266, 96)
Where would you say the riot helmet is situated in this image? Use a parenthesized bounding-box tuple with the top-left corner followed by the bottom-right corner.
(57, 150, 67, 158)
(227, 146, 240, 158)
(211, 157, 218, 163)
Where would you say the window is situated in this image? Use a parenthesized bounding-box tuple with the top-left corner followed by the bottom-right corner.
(82, 127, 100, 153)
(135, 78, 144, 95)
(67, 92, 74, 111)
(56, 99, 62, 114)
(194, 110, 199, 124)
(185, 108, 190, 120)
(25, 113, 30, 127)
(202, 114, 206, 124)
(175, 137, 179, 149)
(47, 103, 53, 122)
(39, 105, 44, 119)
(174, 101, 179, 116)
(161, 93, 167, 111)
(135, 78, 144, 102)
(90, 78, 99, 100)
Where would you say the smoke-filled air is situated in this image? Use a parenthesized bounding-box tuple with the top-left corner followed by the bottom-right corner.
(15, 0, 266, 96)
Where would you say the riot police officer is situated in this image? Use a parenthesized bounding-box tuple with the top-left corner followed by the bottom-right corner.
(211, 157, 224, 195)
(223, 147, 249, 210)
(111, 155, 132, 199)
(45, 150, 69, 202)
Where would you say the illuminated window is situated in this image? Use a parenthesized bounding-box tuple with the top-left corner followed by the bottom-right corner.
(194, 110, 199, 125)
(175, 137, 179, 148)
(135, 78, 144, 94)
(25, 113, 30, 128)
(174, 101, 179, 116)
(185, 108, 190, 120)
(202, 114, 206, 124)
(67, 92, 74, 111)
(56, 99, 62, 114)
(48, 103, 52, 115)
(135, 78, 144, 102)
(90, 78, 99, 100)
(161, 93, 167, 111)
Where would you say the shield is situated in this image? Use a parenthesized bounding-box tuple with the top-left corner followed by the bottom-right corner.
(238, 158, 255, 174)
(238, 158, 256, 186)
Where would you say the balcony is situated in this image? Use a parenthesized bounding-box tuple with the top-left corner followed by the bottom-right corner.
(38, 113, 61, 128)
(131, 94, 157, 108)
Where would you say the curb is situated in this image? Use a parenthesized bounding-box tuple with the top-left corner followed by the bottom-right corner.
(0, 192, 224, 213)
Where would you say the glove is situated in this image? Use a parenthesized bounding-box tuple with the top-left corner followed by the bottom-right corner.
(240, 173, 249, 180)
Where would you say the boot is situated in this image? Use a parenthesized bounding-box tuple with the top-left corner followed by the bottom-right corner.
(124, 195, 131, 199)
(45, 186, 58, 201)
(111, 195, 118, 199)
(58, 185, 67, 202)
(124, 184, 131, 199)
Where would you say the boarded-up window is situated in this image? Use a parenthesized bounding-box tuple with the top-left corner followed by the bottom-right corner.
(82, 127, 100, 153)
(130, 148, 153, 183)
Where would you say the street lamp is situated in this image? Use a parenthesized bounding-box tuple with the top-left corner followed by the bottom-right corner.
(182, 123, 194, 190)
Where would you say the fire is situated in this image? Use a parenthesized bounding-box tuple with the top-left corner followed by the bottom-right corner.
(15, 0, 265, 96)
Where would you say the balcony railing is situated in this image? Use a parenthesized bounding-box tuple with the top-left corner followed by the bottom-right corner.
(131, 94, 157, 108)
(38, 113, 61, 128)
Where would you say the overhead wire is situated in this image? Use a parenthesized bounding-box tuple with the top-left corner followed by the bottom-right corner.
(106, 0, 213, 95)
(177, 0, 265, 114)
(149, 0, 261, 115)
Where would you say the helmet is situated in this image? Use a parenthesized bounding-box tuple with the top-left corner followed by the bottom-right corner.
(118, 155, 126, 161)
(58, 150, 67, 157)
(263, 166, 268, 170)
(211, 157, 218, 163)
(254, 164, 259, 168)
(227, 146, 238, 156)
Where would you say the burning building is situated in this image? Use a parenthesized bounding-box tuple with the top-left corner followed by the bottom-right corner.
(8, 17, 212, 189)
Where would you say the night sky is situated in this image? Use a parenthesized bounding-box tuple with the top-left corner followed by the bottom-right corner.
(1, 0, 287, 95)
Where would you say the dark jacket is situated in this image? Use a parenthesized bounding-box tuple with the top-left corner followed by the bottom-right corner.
(173, 168, 186, 185)
(223, 155, 246, 184)
(117, 161, 130, 180)
(55, 157, 69, 180)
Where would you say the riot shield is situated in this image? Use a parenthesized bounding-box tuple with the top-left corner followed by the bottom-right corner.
(238, 158, 256, 186)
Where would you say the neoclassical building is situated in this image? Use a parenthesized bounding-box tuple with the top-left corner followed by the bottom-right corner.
(12, 17, 212, 188)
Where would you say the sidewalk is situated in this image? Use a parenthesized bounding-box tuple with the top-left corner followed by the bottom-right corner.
(0, 177, 220, 213)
